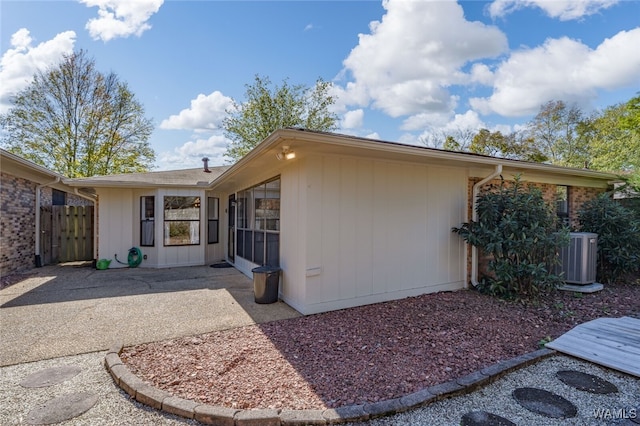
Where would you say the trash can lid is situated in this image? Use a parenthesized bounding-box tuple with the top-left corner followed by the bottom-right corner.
(251, 265, 281, 273)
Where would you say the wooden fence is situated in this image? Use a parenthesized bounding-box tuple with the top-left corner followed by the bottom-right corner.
(40, 206, 94, 264)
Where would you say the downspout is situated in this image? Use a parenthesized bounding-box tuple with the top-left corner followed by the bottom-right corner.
(470, 164, 502, 287)
(35, 177, 61, 267)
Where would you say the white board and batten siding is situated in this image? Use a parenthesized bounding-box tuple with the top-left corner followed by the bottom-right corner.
(95, 188, 135, 268)
(97, 187, 211, 268)
(281, 154, 468, 315)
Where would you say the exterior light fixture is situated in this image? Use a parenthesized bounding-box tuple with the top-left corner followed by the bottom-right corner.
(276, 146, 296, 160)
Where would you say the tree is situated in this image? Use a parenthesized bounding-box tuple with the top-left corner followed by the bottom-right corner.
(421, 127, 476, 151)
(578, 195, 640, 284)
(464, 128, 547, 162)
(527, 100, 589, 167)
(577, 97, 640, 190)
(223, 75, 338, 162)
(0, 50, 154, 177)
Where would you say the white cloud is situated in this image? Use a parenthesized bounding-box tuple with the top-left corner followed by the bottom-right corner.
(81, 0, 163, 42)
(341, 109, 364, 129)
(416, 110, 486, 149)
(470, 63, 495, 85)
(341, 0, 507, 117)
(0, 29, 76, 113)
(489, 0, 619, 21)
(160, 91, 234, 131)
(470, 28, 640, 116)
(156, 134, 230, 170)
(443, 110, 485, 132)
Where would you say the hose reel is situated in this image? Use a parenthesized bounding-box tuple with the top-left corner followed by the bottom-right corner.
(114, 247, 143, 268)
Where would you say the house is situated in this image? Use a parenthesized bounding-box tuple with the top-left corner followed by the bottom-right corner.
(61, 129, 617, 315)
(0, 149, 95, 276)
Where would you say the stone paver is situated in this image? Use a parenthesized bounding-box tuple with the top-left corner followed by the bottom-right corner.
(460, 410, 516, 426)
(556, 369, 619, 394)
(26, 391, 99, 425)
(512, 387, 578, 418)
(19, 365, 82, 388)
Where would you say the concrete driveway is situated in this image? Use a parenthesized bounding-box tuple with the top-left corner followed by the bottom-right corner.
(0, 263, 300, 367)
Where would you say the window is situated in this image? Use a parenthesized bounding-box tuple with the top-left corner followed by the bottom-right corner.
(556, 186, 569, 226)
(52, 189, 66, 206)
(207, 197, 219, 244)
(236, 178, 280, 266)
(140, 196, 155, 246)
(164, 196, 200, 246)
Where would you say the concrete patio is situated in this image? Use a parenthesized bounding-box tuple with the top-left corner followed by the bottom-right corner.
(0, 263, 300, 367)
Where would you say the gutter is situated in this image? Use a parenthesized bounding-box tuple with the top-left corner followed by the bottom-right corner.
(470, 164, 503, 288)
(35, 177, 61, 267)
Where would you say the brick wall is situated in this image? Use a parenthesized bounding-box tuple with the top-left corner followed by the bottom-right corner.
(464, 178, 605, 285)
(40, 187, 94, 206)
(1, 172, 37, 276)
(569, 186, 604, 229)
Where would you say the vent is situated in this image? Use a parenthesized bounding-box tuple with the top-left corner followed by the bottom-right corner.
(557, 232, 598, 284)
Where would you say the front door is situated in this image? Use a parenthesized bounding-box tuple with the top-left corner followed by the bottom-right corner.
(228, 194, 235, 262)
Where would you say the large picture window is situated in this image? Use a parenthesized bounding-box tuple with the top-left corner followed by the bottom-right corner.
(140, 196, 155, 246)
(164, 196, 200, 246)
(236, 178, 280, 266)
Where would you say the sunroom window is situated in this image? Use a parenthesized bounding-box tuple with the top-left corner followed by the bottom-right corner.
(236, 178, 280, 266)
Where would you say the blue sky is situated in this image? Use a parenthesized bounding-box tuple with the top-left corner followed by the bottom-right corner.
(1, 0, 639, 171)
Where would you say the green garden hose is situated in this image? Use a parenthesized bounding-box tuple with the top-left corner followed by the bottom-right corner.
(114, 247, 143, 268)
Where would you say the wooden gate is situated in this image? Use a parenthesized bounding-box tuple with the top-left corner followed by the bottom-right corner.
(40, 206, 94, 264)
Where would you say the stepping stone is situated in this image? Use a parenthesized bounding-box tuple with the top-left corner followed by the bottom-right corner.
(461, 410, 516, 426)
(556, 370, 618, 394)
(26, 391, 98, 425)
(20, 365, 82, 388)
(512, 387, 577, 418)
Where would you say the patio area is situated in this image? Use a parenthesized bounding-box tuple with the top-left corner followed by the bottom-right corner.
(0, 263, 300, 366)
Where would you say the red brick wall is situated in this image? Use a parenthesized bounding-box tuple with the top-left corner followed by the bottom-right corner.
(464, 178, 605, 285)
(1, 172, 37, 275)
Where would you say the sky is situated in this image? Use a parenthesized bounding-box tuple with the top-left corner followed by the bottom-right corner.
(1, 0, 639, 171)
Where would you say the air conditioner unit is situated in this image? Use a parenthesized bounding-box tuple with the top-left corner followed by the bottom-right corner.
(557, 232, 598, 284)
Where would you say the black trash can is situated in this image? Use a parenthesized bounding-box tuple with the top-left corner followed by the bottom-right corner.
(251, 266, 281, 304)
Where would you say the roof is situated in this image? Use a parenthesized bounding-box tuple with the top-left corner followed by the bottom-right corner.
(15, 129, 621, 191)
(209, 128, 620, 192)
(65, 166, 230, 188)
(1, 148, 65, 181)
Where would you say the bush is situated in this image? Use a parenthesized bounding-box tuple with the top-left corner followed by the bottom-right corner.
(453, 177, 569, 300)
(578, 194, 640, 284)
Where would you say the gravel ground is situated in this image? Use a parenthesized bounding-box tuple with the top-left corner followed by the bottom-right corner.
(121, 282, 640, 410)
(347, 355, 640, 426)
(0, 351, 197, 426)
(1, 351, 637, 425)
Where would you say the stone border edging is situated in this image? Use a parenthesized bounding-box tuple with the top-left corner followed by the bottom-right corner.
(104, 342, 555, 425)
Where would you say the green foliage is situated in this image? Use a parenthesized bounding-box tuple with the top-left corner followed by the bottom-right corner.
(0, 50, 154, 177)
(527, 100, 590, 167)
(223, 75, 338, 162)
(538, 336, 552, 349)
(469, 128, 547, 162)
(582, 101, 640, 186)
(578, 194, 640, 284)
(453, 177, 569, 300)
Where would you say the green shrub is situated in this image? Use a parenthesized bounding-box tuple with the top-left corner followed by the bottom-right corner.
(578, 194, 640, 284)
(453, 177, 569, 300)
